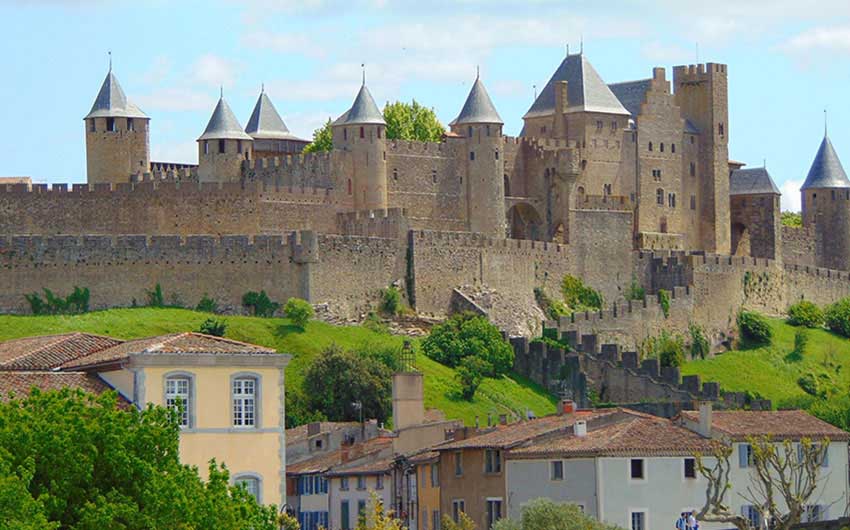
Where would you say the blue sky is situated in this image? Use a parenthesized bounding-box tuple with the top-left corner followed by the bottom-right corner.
(1, 0, 850, 211)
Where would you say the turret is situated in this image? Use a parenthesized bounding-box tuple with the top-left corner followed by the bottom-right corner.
(801, 133, 850, 270)
(245, 87, 308, 156)
(197, 93, 253, 183)
(84, 66, 150, 184)
(450, 73, 506, 237)
(332, 80, 387, 210)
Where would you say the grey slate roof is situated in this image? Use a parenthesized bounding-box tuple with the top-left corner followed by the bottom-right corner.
(608, 79, 651, 118)
(334, 84, 385, 126)
(245, 91, 305, 141)
(450, 77, 503, 126)
(801, 135, 850, 190)
(524, 54, 630, 119)
(85, 70, 148, 120)
(684, 119, 700, 135)
(198, 97, 253, 141)
(730, 167, 780, 196)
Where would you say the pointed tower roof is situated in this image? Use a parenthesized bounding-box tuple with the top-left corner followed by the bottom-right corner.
(84, 69, 148, 120)
(524, 53, 629, 119)
(450, 75, 503, 126)
(801, 135, 850, 190)
(245, 90, 305, 141)
(198, 96, 253, 141)
(334, 83, 385, 126)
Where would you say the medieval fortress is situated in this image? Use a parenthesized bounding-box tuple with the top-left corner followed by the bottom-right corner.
(2, 53, 849, 344)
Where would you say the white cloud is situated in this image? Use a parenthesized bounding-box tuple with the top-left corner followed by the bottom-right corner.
(491, 79, 528, 98)
(141, 55, 172, 85)
(151, 141, 198, 165)
(779, 25, 850, 58)
(284, 110, 337, 140)
(780, 179, 803, 212)
(640, 41, 693, 64)
(241, 30, 327, 58)
(191, 54, 239, 89)
(136, 88, 216, 112)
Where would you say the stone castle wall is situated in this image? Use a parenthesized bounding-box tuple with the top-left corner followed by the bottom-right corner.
(781, 225, 817, 267)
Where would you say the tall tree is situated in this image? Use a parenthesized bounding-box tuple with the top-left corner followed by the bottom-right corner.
(303, 119, 334, 153)
(383, 100, 445, 142)
(0, 388, 279, 530)
(695, 436, 830, 530)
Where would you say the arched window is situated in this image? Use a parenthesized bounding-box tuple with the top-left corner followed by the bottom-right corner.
(660, 142, 665, 152)
(359, 127, 365, 139)
(656, 188, 664, 205)
(648, 142, 653, 152)
(164, 372, 195, 428)
(232, 373, 261, 428)
(233, 473, 262, 502)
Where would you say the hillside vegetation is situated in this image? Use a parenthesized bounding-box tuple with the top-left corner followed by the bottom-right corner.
(682, 317, 850, 429)
(0, 308, 556, 426)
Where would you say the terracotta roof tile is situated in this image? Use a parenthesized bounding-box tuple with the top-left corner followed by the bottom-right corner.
(328, 455, 394, 476)
(0, 370, 128, 404)
(511, 411, 714, 458)
(286, 421, 362, 445)
(0, 333, 123, 370)
(288, 437, 393, 476)
(679, 410, 850, 441)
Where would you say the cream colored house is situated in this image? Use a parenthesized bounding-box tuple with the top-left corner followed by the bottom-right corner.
(0, 332, 290, 507)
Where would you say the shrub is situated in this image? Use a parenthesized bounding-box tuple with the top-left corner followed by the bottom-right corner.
(825, 298, 850, 337)
(363, 312, 389, 335)
(242, 290, 281, 318)
(626, 277, 645, 301)
(357, 341, 402, 372)
(196, 293, 218, 313)
(284, 297, 314, 329)
(146, 284, 165, 307)
(422, 312, 514, 376)
(798, 372, 823, 398)
(787, 300, 824, 328)
(198, 317, 227, 337)
(658, 289, 671, 318)
(737, 310, 773, 345)
(456, 356, 492, 400)
(786, 329, 808, 363)
(533, 288, 569, 320)
(561, 275, 603, 311)
(688, 324, 710, 360)
(25, 286, 90, 315)
(380, 286, 402, 316)
(640, 330, 684, 367)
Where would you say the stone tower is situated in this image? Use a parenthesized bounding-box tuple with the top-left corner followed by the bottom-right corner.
(84, 67, 150, 184)
(672, 63, 730, 255)
(801, 133, 850, 270)
(450, 73, 506, 237)
(245, 88, 309, 156)
(197, 94, 254, 183)
(332, 81, 387, 210)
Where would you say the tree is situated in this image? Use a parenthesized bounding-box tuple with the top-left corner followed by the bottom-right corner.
(198, 317, 227, 337)
(303, 119, 333, 153)
(242, 290, 281, 317)
(356, 492, 404, 530)
(0, 388, 278, 529)
(456, 356, 492, 400)
(694, 436, 830, 530)
(284, 297, 314, 329)
(303, 344, 393, 422)
(422, 312, 514, 376)
(443, 512, 477, 530)
(781, 211, 802, 228)
(383, 100, 445, 142)
(492, 498, 623, 530)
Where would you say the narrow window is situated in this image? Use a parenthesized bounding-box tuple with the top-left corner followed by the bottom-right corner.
(433, 511, 441, 530)
(232, 376, 257, 428)
(341, 501, 351, 530)
(495, 150, 500, 160)
(377, 127, 382, 139)
(468, 126, 473, 137)
(432, 169, 437, 184)
(106, 117, 116, 132)
(739, 444, 754, 468)
(340, 477, 349, 491)
(611, 120, 617, 131)
(660, 142, 665, 152)
(237, 140, 243, 153)
(376, 474, 384, 490)
(485, 449, 501, 473)
(690, 195, 696, 210)
(551, 461, 564, 480)
(358, 500, 366, 517)
(218, 139, 226, 154)
(431, 463, 439, 487)
(347, 179, 352, 195)
(165, 376, 191, 428)
(656, 189, 664, 205)
(452, 500, 465, 523)
(719, 123, 725, 136)
(393, 168, 398, 181)
(469, 151, 475, 161)
(630, 458, 645, 479)
(690, 135, 695, 144)
(235, 476, 260, 500)
(832, 190, 836, 200)
(684, 458, 696, 478)
(648, 142, 653, 152)
(486, 124, 491, 136)
(357, 475, 365, 490)
(486, 499, 503, 529)
(671, 143, 676, 153)
(454, 451, 463, 476)
(596, 120, 603, 130)
(88, 119, 96, 132)
(359, 126, 364, 139)
(204, 141, 209, 155)
(631, 511, 646, 530)
(541, 125, 547, 133)
(690, 162, 696, 177)
(127, 118, 134, 131)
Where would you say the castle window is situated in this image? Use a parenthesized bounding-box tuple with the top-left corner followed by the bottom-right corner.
(218, 140, 226, 154)
(237, 140, 243, 154)
(668, 193, 676, 208)
(690, 162, 696, 177)
(652, 169, 662, 181)
(611, 121, 617, 131)
(648, 142, 653, 152)
(656, 188, 664, 205)
(671, 143, 676, 153)
(495, 150, 499, 160)
(383, 151, 386, 161)
(577, 186, 585, 195)
(343, 128, 348, 141)
(470, 151, 475, 161)
(486, 125, 491, 136)
(718, 123, 725, 136)
(347, 179, 352, 195)
(468, 126, 473, 138)
(690, 135, 695, 145)
(596, 120, 603, 130)
(127, 118, 134, 131)
(359, 127, 364, 139)
(106, 117, 116, 132)
(660, 142, 665, 152)
(88, 119, 96, 132)
(604, 184, 612, 196)
(690, 195, 696, 210)
(432, 169, 437, 184)
(544, 168, 550, 178)
(203, 141, 209, 155)
(832, 190, 836, 200)
(393, 168, 398, 181)
(541, 126, 547, 134)
(377, 127, 382, 139)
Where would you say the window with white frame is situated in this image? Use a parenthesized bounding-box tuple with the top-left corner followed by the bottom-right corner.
(452, 500, 465, 522)
(235, 475, 260, 501)
(232, 376, 257, 428)
(165, 376, 191, 427)
(484, 449, 502, 473)
(486, 499, 503, 529)
(357, 475, 366, 490)
(742, 505, 761, 528)
(340, 477, 349, 491)
(630, 511, 646, 530)
(551, 461, 564, 480)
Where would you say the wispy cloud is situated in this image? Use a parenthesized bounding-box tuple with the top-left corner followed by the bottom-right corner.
(141, 55, 172, 85)
(779, 25, 850, 61)
(780, 179, 802, 212)
(641, 41, 693, 64)
(151, 141, 198, 165)
(136, 88, 215, 113)
(191, 54, 239, 89)
(241, 30, 327, 58)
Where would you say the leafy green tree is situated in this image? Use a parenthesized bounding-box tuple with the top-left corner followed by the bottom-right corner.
(787, 300, 824, 328)
(284, 297, 314, 329)
(456, 356, 491, 400)
(737, 310, 773, 345)
(146, 283, 165, 307)
(383, 100, 445, 142)
(198, 317, 227, 337)
(560, 275, 603, 312)
(303, 344, 393, 422)
(243, 290, 281, 317)
(303, 119, 334, 153)
(422, 312, 514, 376)
(825, 298, 850, 337)
(781, 211, 802, 227)
(196, 293, 219, 313)
(493, 498, 624, 530)
(0, 388, 278, 529)
(380, 286, 402, 316)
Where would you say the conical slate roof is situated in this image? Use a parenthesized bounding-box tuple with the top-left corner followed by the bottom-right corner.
(524, 53, 630, 119)
(450, 76, 503, 126)
(334, 84, 385, 126)
(801, 135, 850, 190)
(730, 167, 780, 196)
(84, 70, 148, 119)
(245, 91, 304, 141)
(198, 97, 253, 141)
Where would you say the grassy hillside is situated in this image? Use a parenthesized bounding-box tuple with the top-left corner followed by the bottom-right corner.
(682, 317, 850, 427)
(0, 308, 556, 426)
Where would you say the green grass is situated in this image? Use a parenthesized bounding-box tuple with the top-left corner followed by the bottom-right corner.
(682, 317, 850, 408)
(0, 308, 556, 425)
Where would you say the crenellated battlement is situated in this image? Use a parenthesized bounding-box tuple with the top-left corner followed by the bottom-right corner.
(673, 62, 727, 83)
(575, 194, 633, 211)
(336, 208, 410, 239)
(244, 151, 332, 171)
(387, 139, 452, 156)
(412, 229, 568, 254)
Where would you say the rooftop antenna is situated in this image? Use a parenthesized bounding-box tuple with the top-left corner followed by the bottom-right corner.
(108, 50, 112, 72)
(220, 85, 223, 98)
(566, 43, 569, 57)
(261, 83, 264, 94)
(476, 64, 480, 80)
(580, 35, 584, 54)
(361, 63, 365, 85)
(533, 84, 537, 100)
(825, 108, 828, 137)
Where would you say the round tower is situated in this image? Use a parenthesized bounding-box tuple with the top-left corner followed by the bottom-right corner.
(449, 73, 506, 237)
(332, 81, 387, 210)
(197, 93, 254, 183)
(84, 67, 150, 184)
(800, 133, 850, 270)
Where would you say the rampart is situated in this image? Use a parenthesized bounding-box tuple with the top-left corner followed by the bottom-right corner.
(781, 225, 816, 267)
(242, 152, 335, 189)
(336, 208, 410, 239)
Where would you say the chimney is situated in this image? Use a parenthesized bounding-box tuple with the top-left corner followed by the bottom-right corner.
(499, 414, 508, 425)
(698, 401, 713, 437)
(558, 399, 576, 420)
(392, 371, 424, 431)
(574, 419, 587, 437)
